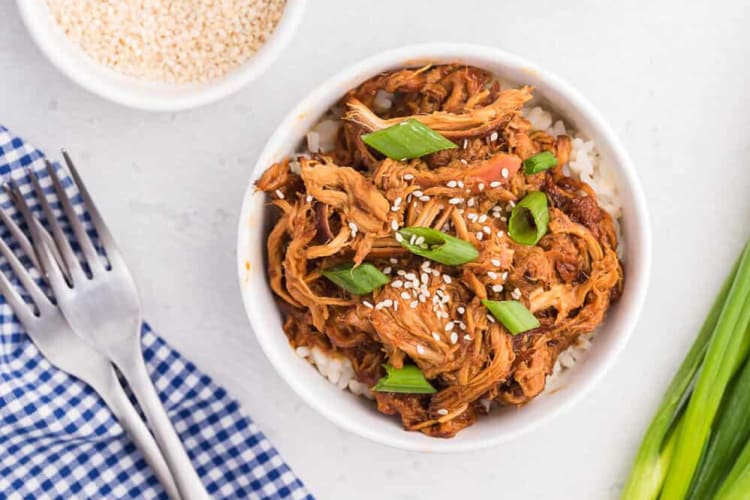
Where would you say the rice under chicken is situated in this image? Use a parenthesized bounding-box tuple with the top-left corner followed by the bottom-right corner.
(255, 64, 624, 438)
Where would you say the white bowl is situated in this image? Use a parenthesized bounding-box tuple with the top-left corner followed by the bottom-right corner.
(17, 0, 305, 111)
(237, 43, 651, 452)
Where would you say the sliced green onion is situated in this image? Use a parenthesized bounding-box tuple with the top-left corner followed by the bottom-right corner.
(522, 151, 558, 174)
(321, 262, 389, 295)
(660, 242, 750, 500)
(508, 191, 549, 246)
(482, 300, 540, 335)
(397, 227, 478, 266)
(361, 119, 457, 160)
(372, 364, 437, 394)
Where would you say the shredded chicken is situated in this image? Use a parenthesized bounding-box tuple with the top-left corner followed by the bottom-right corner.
(255, 64, 624, 438)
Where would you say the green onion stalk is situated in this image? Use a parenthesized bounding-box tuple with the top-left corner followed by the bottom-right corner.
(687, 352, 750, 499)
(713, 434, 750, 500)
(661, 242, 750, 500)
(620, 258, 739, 500)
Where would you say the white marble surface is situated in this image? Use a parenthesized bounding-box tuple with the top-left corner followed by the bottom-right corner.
(1, 1, 749, 498)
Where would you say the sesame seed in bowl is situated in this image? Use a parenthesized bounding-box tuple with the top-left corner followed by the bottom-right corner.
(17, 0, 305, 110)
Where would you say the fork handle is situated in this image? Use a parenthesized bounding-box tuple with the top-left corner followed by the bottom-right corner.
(92, 368, 182, 500)
(117, 346, 211, 500)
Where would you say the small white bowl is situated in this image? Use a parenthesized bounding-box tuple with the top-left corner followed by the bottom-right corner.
(17, 0, 305, 111)
(237, 43, 651, 452)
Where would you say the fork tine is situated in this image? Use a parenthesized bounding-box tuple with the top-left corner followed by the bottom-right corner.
(62, 151, 122, 267)
(0, 261, 35, 325)
(25, 167, 86, 283)
(0, 195, 40, 271)
(44, 160, 104, 274)
(0, 214, 50, 311)
(4, 183, 71, 283)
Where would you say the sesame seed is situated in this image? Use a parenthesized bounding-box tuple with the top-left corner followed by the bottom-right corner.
(395, 233, 404, 242)
(375, 302, 385, 310)
(382, 299, 393, 307)
(483, 226, 492, 235)
(457, 306, 466, 314)
(464, 334, 472, 341)
(490, 131, 499, 142)
(390, 258, 398, 264)
(349, 222, 358, 236)
(512, 287, 522, 300)
(501, 168, 509, 178)
(447, 180, 458, 188)
(460, 159, 468, 165)
(416, 345, 425, 354)
(490, 181, 502, 188)
(392, 280, 403, 288)
(410, 301, 419, 309)
(462, 139, 468, 149)
(445, 322, 454, 332)
(487, 271, 498, 280)
(468, 213, 478, 221)
(275, 189, 285, 199)
(401, 291, 411, 300)
(492, 284, 504, 293)
(458, 321, 466, 329)
(467, 198, 475, 207)
(421, 261, 431, 270)
(448, 197, 463, 205)
(432, 332, 441, 341)
(457, 181, 465, 188)
(442, 274, 452, 284)
(393, 301, 399, 311)
(415, 236, 425, 246)
(437, 408, 449, 416)
(421, 273, 429, 284)
(413, 190, 423, 197)
(383, 267, 392, 274)
(450, 332, 458, 344)
(491, 259, 501, 267)
(419, 195, 430, 202)
(476, 232, 484, 240)
(363, 301, 373, 308)
(478, 214, 488, 223)
(305, 194, 313, 203)
(478, 182, 485, 191)
(487, 314, 496, 323)
(405, 272, 416, 280)
(498, 231, 505, 238)
(391, 220, 399, 231)
(404, 174, 414, 180)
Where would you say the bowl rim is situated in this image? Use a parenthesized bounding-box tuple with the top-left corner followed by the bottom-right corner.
(16, 0, 306, 111)
(237, 42, 652, 452)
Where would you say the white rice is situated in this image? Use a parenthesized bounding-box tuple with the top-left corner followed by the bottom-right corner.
(295, 346, 373, 399)
(295, 98, 623, 403)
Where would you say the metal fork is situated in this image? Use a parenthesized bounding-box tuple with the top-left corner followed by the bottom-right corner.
(0, 193, 180, 500)
(19, 154, 210, 500)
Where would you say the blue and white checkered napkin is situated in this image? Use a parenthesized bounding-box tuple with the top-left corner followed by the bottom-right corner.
(0, 126, 313, 500)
